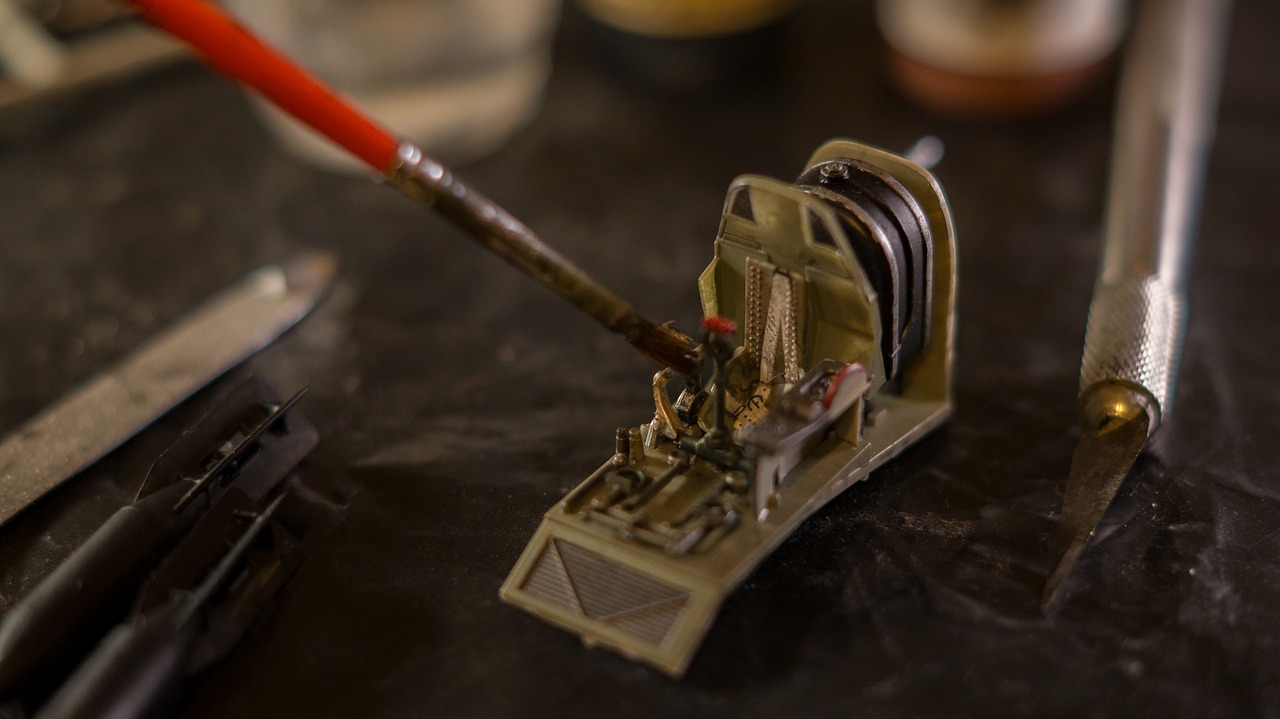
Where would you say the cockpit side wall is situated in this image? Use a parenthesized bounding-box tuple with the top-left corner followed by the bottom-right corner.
(804, 140, 956, 405)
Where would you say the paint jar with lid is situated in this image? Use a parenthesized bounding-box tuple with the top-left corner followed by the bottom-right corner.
(577, 0, 801, 94)
(878, 0, 1127, 118)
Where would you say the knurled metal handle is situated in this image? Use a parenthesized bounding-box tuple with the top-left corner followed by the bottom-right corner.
(1079, 276, 1185, 425)
(1077, 0, 1230, 431)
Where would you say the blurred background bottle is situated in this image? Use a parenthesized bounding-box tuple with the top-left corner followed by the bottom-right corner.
(576, 0, 800, 94)
(878, 0, 1127, 119)
(222, 0, 562, 171)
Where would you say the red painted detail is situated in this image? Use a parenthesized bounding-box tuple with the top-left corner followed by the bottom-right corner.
(823, 363, 865, 409)
(701, 316, 738, 336)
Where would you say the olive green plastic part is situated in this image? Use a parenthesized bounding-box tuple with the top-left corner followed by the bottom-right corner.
(500, 139, 956, 677)
(698, 175, 888, 396)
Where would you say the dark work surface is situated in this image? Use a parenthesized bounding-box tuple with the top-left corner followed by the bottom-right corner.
(1, 1, 1278, 717)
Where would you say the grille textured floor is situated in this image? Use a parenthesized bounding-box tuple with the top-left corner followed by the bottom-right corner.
(522, 539, 689, 647)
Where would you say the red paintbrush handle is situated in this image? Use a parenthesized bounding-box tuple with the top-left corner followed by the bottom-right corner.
(126, 0, 400, 173)
(126, 0, 699, 377)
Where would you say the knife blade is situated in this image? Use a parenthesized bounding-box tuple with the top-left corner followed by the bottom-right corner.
(1041, 0, 1232, 610)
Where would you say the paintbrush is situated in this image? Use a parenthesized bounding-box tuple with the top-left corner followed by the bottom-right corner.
(122, 0, 698, 377)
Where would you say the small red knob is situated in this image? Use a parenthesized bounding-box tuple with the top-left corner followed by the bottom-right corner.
(701, 316, 737, 336)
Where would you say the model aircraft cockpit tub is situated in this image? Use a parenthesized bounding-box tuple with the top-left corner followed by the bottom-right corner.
(501, 139, 956, 676)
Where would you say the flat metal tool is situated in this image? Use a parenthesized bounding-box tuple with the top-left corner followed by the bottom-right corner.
(0, 252, 335, 528)
(1042, 0, 1232, 610)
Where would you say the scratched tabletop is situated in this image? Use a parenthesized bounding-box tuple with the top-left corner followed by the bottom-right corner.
(0, 1, 1278, 717)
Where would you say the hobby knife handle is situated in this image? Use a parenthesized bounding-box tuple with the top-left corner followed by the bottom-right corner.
(35, 603, 201, 719)
(1079, 0, 1231, 431)
(0, 483, 201, 703)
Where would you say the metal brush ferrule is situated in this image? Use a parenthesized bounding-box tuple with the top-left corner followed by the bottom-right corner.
(387, 142, 698, 376)
(386, 141, 636, 334)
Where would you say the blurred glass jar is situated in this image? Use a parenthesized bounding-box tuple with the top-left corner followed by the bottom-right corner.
(576, 0, 799, 94)
(879, 0, 1127, 119)
(222, 0, 561, 171)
